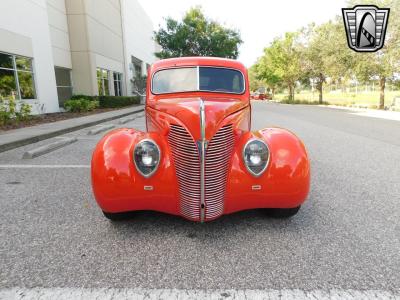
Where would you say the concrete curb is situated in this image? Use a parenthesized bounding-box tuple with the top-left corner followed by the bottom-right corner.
(87, 124, 115, 135)
(0, 107, 144, 153)
(22, 137, 78, 159)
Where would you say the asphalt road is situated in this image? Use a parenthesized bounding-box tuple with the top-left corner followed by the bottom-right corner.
(0, 102, 399, 296)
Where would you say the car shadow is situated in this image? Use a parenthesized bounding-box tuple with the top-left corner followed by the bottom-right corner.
(104, 205, 319, 241)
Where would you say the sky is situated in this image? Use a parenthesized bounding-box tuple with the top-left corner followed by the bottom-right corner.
(137, 0, 347, 67)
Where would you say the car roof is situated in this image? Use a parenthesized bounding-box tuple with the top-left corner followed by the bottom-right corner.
(151, 57, 247, 74)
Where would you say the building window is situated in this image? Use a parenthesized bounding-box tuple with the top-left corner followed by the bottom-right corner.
(55, 67, 73, 106)
(97, 68, 110, 96)
(113, 72, 123, 96)
(0, 52, 36, 100)
(131, 56, 143, 78)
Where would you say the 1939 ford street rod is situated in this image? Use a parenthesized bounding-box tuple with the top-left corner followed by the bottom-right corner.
(91, 57, 310, 222)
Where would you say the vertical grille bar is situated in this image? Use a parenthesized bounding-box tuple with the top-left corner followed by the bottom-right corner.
(168, 124, 201, 220)
(204, 124, 235, 219)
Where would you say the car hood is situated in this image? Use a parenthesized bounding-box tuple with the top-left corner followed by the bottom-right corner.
(148, 97, 248, 140)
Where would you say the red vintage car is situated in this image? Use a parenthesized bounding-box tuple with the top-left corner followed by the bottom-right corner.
(91, 57, 310, 222)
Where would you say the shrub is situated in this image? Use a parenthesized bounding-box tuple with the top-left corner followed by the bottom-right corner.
(0, 110, 9, 126)
(98, 96, 140, 108)
(64, 98, 99, 112)
(279, 99, 330, 105)
(0, 98, 32, 126)
(69, 95, 141, 108)
(70, 94, 97, 101)
(16, 103, 32, 121)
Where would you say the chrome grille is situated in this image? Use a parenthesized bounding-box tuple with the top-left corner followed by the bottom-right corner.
(168, 124, 234, 221)
(168, 124, 201, 220)
(205, 124, 234, 219)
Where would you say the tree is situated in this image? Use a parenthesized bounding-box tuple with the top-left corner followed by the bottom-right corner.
(154, 7, 242, 59)
(248, 64, 265, 92)
(131, 74, 147, 96)
(300, 20, 354, 103)
(253, 60, 281, 97)
(257, 32, 302, 101)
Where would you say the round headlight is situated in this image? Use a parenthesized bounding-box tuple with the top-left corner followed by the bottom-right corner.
(243, 139, 270, 176)
(133, 139, 160, 177)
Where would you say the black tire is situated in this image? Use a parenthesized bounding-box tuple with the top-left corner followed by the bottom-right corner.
(264, 206, 301, 218)
(102, 211, 135, 221)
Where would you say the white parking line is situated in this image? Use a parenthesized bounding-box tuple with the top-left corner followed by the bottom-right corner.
(0, 288, 398, 300)
(0, 164, 90, 169)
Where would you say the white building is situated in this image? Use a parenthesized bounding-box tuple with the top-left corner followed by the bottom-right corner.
(0, 0, 156, 114)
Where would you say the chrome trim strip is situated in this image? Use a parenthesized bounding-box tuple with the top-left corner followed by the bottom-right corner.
(196, 66, 200, 90)
(199, 98, 206, 223)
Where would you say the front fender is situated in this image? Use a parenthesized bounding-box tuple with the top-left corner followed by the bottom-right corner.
(224, 127, 310, 214)
(91, 128, 180, 214)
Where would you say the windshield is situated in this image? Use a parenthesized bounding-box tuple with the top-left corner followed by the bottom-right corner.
(152, 67, 245, 94)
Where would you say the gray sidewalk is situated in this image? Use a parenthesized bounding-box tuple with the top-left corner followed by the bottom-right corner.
(0, 105, 144, 153)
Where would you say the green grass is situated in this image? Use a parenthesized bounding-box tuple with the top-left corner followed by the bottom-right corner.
(274, 90, 400, 108)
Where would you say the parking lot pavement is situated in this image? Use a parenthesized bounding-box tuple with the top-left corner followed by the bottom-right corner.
(0, 103, 399, 297)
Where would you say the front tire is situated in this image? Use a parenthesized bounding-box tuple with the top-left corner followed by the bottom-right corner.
(264, 206, 301, 218)
(102, 211, 135, 221)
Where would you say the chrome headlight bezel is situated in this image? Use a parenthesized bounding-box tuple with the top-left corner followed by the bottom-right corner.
(242, 138, 270, 177)
(133, 139, 161, 178)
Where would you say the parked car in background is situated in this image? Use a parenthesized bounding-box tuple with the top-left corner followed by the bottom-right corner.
(91, 57, 310, 222)
(251, 92, 264, 100)
(264, 93, 272, 100)
(256, 92, 265, 100)
(251, 91, 272, 100)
